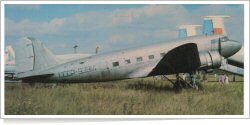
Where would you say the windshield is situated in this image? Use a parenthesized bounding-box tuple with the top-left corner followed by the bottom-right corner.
(220, 36, 229, 42)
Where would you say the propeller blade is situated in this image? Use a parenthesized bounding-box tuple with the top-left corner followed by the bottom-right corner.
(218, 38, 222, 55)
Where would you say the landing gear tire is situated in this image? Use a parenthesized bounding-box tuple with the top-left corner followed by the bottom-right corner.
(195, 82, 203, 91)
(173, 81, 182, 92)
(163, 72, 203, 91)
(28, 82, 35, 87)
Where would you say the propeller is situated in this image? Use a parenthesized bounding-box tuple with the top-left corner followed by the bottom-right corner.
(218, 38, 222, 55)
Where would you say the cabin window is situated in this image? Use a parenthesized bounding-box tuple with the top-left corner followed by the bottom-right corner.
(63, 71, 68, 77)
(112, 61, 119, 67)
(160, 53, 165, 57)
(125, 59, 131, 64)
(67, 71, 71, 76)
(78, 68, 83, 73)
(58, 73, 62, 77)
(136, 57, 143, 62)
(71, 70, 75, 75)
(148, 55, 154, 60)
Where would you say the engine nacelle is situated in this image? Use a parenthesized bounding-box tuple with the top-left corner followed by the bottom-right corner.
(199, 51, 222, 70)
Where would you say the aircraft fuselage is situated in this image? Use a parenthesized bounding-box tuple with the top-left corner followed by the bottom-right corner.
(20, 35, 241, 83)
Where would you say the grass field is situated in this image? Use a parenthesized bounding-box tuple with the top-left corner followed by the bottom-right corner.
(5, 75, 243, 115)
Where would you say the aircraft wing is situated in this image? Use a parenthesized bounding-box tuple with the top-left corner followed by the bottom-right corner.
(227, 59, 243, 68)
(148, 43, 201, 76)
(226, 46, 244, 68)
(227, 55, 243, 68)
(219, 47, 244, 75)
(219, 59, 244, 76)
(219, 65, 243, 76)
(128, 66, 155, 78)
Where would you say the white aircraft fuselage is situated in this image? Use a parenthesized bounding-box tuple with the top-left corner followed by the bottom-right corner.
(15, 35, 241, 83)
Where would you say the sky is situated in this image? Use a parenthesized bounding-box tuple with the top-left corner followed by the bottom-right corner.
(5, 4, 244, 54)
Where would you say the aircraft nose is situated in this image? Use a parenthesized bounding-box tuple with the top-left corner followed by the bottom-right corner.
(220, 40, 242, 58)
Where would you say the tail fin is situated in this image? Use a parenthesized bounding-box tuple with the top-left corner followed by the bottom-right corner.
(5, 45, 15, 65)
(14, 37, 58, 75)
(178, 25, 201, 38)
(203, 16, 230, 36)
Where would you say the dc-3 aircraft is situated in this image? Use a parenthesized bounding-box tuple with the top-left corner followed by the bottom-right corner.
(12, 15, 242, 89)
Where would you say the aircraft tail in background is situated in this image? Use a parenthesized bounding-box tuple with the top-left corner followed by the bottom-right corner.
(203, 15, 230, 36)
(5, 45, 15, 65)
(178, 25, 201, 38)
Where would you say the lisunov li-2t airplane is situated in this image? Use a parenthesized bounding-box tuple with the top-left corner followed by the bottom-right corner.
(12, 16, 242, 89)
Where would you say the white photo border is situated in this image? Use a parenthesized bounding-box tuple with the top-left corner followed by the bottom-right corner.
(1, 0, 249, 119)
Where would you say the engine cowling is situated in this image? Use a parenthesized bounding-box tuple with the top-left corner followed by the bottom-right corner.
(199, 51, 222, 70)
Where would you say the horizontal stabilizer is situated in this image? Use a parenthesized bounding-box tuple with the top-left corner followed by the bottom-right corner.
(21, 73, 54, 82)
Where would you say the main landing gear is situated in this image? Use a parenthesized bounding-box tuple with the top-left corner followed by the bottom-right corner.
(163, 71, 203, 92)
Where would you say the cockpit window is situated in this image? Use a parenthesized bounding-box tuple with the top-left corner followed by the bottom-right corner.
(220, 36, 229, 42)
